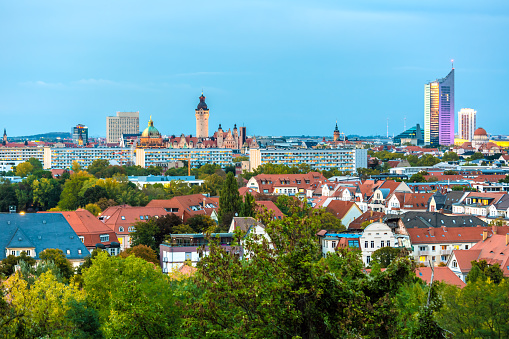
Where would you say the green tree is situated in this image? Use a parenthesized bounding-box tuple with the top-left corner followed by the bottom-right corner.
(467, 152, 484, 161)
(442, 151, 459, 162)
(239, 192, 256, 218)
(183, 202, 415, 338)
(82, 252, 181, 338)
(0, 180, 17, 212)
(371, 246, 404, 268)
(58, 171, 94, 210)
(130, 219, 159, 251)
(119, 244, 158, 264)
(439, 279, 509, 337)
(86, 159, 110, 177)
(409, 172, 426, 183)
(32, 177, 61, 210)
(186, 215, 216, 233)
(39, 248, 74, 282)
(218, 172, 241, 228)
(0, 252, 36, 277)
(2, 270, 87, 338)
(468, 260, 505, 284)
(84, 203, 102, 216)
(15, 162, 34, 177)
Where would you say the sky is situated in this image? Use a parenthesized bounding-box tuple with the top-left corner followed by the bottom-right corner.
(1, 1, 508, 138)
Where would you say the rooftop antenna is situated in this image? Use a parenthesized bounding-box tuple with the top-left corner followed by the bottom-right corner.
(386, 118, 389, 138)
(451, 59, 454, 69)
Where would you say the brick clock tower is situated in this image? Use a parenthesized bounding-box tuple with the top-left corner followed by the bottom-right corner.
(195, 92, 209, 139)
(333, 122, 340, 141)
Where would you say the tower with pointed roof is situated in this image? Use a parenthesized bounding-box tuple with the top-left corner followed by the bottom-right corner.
(333, 122, 340, 142)
(2, 129, 6, 146)
(195, 92, 210, 139)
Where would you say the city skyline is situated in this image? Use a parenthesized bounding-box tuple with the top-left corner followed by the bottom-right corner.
(1, 1, 508, 137)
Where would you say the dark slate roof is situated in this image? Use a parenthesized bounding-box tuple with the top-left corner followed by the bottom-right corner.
(428, 192, 446, 210)
(494, 194, 509, 210)
(7, 228, 35, 249)
(0, 213, 90, 260)
(397, 211, 488, 229)
(443, 191, 466, 212)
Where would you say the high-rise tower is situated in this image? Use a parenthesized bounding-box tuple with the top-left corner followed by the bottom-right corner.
(195, 93, 209, 139)
(424, 67, 455, 146)
(458, 108, 476, 141)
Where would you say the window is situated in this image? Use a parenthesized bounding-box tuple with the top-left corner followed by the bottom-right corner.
(432, 246, 436, 251)
(128, 226, 135, 232)
(78, 249, 82, 255)
(381, 241, 384, 247)
(441, 245, 447, 250)
(419, 256, 426, 262)
(79, 236, 84, 243)
(371, 241, 374, 248)
(10, 250, 15, 256)
(119, 226, 124, 232)
(121, 216, 126, 220)
(140, 216, 144, 220)
(26, 250, 31, 256)
(100, 234, 110, 242)
(465, 245, 469, 250)
(366, 256, 371, 264)
(66, 249, 70, 255)
(419, 246, 426, 251)
(452, 260, 457, 268)
(441, 256, 447, 261)
(364, 241, 368, 248)
(331, 241, 336, 248)
(387, 240, 390, 247)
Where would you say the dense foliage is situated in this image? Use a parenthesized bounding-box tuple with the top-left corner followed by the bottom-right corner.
(0, 159, 230, 213)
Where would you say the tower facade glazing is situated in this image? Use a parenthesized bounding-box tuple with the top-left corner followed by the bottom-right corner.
(424, 69, 454, 146)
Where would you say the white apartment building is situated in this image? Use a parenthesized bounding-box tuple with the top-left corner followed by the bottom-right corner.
(458, 108, 476, 141)
(359, 222, 397, 266)
(249, 148, 368, 172)
(135, 148, 233, 168)
(106, 111, 140, 143)
(43, 147, 133, 169)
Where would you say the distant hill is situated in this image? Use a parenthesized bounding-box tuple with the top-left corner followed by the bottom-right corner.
(9, 132, 71, 141)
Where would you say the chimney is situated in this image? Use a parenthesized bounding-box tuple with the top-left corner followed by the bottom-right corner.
(370, 210, 373, 217)
(506, 233, 509, 246)
(492, 225, 498, 235)
(429, 227, 434, 237)
(483, 230, 488, 241)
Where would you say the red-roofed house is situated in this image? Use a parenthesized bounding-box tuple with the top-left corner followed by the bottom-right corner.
(415, 267, 466, 288)
(246, 172, 326, 196)
(385, 192, 434, 215)
(325, 200, 362, 228)
(256, 200, 285, 219)
(99, 205, 170, 251)
(448, 233, 509, 282)
(146, 194, 219, 223)
(239, 187, 260, 198)
(408, 226, 509, 267)
(41, 209, 120, 255)
(349, 211, 385, 230)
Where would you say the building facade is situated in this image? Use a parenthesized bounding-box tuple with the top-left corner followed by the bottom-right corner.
(424, 68, 455, 146)
(249, 148, 367, 172)
(43, 147, 133, 169)
(72, 124, 88, 145)
(0, 147, 45, 164)
(195, 93, 209, 139)
(106, 111, 140, 143)
(458, 108, 476, 141)
(135, 148, 233, 168)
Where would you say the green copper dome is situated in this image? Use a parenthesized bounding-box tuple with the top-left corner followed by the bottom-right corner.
(141, 116, 161, 138)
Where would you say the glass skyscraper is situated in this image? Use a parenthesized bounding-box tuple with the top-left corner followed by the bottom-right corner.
(424, 68, 454, 146)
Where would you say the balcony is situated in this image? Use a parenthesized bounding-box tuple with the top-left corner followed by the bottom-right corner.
(440, 249, 452, 255)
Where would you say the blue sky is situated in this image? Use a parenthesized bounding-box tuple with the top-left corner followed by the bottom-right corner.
(1, 1, 508, 138)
